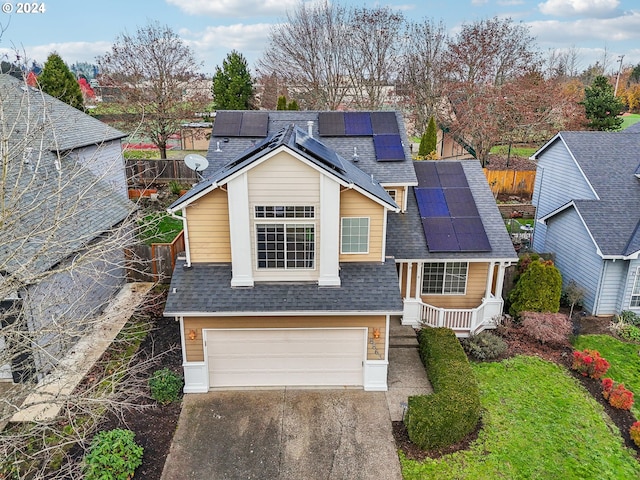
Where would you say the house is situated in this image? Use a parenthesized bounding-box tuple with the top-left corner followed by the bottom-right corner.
(164, 110, 516, 393)
(531, 130, 640, 315)
(0, 74, 133, 383)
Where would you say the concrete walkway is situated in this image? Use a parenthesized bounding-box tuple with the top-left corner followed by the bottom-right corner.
(11, 282, 154, 422)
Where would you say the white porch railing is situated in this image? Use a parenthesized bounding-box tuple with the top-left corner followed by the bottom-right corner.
(412, 297, 504, 336)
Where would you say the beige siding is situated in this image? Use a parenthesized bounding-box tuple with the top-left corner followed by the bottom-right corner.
(247, 152, 320, 205)
(384, 186, 405, 212)
(339, 189, 385, 262)
(183, 315, 386, 362)
(186, 188, 231, 262)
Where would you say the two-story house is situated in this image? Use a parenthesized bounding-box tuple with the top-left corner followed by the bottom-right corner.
(164, 111, 516, 392)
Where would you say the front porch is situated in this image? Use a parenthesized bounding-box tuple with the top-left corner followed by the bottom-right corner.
(397, 259, 509, 337)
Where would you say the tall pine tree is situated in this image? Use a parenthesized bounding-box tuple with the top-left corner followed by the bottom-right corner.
(211, 50, 254, 110)
(581, 75, 624, 131)
(38, 53, 84, 110)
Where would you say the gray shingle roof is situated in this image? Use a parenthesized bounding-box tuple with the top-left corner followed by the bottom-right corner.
(204, 110, 418, 185)
(0, 74, 133, 280)
(164, 259, 404, 315)
(553, 131, 640, 256)
(170, 124, 397, 211)
(386, 161, 517, 260)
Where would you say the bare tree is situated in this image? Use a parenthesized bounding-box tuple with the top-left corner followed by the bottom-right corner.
(545, 45, 582, 79)
(343, 7, 405, 110)
(0, 67, 158, 478)
(258, 1, 350, 110)
(97, 21, 206, 158)
(398, 19, 448, 134)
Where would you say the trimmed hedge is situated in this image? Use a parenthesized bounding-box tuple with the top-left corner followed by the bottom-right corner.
(405, 327, 481, 450)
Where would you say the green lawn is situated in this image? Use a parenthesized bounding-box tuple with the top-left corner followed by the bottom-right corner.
(139, 212, 183, 245)
(504, 218, 534, 234)
(621, 114, 640, 130)
(401, 356, 640, 480)
(573, 334, 640, 418)
(490, 145, 538, 158)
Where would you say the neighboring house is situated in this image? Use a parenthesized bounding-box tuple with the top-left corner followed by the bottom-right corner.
(531, 130, 640, 315)
(180, 122, 212, 151)
(164, 110, 515, 393)
(0, 74, 132, 382)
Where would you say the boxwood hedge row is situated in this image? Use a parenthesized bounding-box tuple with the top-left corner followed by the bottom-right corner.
(405, 327, 481, 450)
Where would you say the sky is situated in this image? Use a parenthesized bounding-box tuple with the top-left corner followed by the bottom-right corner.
(0, 0, 638, 77)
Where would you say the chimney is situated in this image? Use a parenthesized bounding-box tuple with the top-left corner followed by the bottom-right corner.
(307, 121, 314, 138)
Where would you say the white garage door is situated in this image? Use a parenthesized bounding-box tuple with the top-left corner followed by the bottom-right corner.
(206, 328, 365, 388)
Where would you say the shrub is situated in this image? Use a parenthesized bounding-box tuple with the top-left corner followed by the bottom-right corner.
(630, 422, 640, 448)
(460, 331, 507, 361)
(83, 429, 143, 480)
(571, 349, 610, 379)
(406, 327, 481, 450)
(168, 180, 183, 195)
(618, 324, 640, 343)
(508, 259, 562, 317)
(520, 311, 572, 345)
(149, 368, 183, 405)
(602, 379, 634, 410)
(616, 310, 640, 327)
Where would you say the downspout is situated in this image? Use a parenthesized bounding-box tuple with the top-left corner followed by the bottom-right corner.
(168, 207, 191, 268)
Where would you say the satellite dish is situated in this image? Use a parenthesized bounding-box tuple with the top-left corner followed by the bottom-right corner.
(184, 154, 209, 172)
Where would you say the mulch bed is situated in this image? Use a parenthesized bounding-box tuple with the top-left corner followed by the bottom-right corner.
(392, 312, 640, 460)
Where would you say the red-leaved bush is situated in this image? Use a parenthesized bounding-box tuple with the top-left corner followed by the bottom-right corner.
(630, 422, 640, 448)
(520, 311, 572, 345)
(602, 378, 634, 410)
(572, 349, 610, 379)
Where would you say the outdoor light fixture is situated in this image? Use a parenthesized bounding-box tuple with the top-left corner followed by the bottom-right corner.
(188, 329, 197, 341)
(373, 328, 381, 339)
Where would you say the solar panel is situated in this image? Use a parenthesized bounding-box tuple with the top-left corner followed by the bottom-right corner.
(371, 112, 399, 134)
(239, 112, 269, 136)
(318, 112, 346, 136)
(438, 173, 469, 187)
(448, 198, 480, 217)
(435, 162, 464, 176)
(413, 161, 440, 188)
(373, 134, 405, 162)
(415, 188, 449, 217)
(422, 218, 460, 252)
(295, 130, 345, 173)
(344, 112, 373, 135)
(212, 111, 243, 136)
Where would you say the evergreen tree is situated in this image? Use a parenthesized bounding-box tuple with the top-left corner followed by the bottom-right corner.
(211, 50, 254, 110)
(581, 75, 624, 131)
(425, 116, 437, 154)
(276, 95, 287, 110)
(38, 53, 84, 110)
(287, 99, 299, 110)
(418, 131, 429, 157)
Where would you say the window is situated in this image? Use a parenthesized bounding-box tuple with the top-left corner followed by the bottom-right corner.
(631, 269, 640, 307)
(386, 189, 397, 201)
(341, 217, 369, 254)
(422, 262, 468, 295)
(256, 224, 315, 269)
(255, 206, 314, 218)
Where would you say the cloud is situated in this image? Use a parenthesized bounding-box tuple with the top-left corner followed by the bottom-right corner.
(471, 0, 489, 5)
(538, 0, 621, 18)
(498, 0, 525, 5)
(165, 0, 299, 18)
(528, 11, 640, 43)
(0, 41, 112, 65)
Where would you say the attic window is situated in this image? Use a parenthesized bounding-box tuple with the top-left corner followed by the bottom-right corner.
(255, 206, 315, 218)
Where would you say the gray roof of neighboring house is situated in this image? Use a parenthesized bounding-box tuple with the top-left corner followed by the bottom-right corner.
(164, 259, 404, 315)
(543, 131, 640, 257)
(0, 74, 133, 280)
(169, 124, 398, 211)
(386, 160, 517, 261)
(204, 110, 418, 186)
(625, 122, 640, 134)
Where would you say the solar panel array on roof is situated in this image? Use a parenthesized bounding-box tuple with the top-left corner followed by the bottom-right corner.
(373, 134, 405, 162)
(212, 112, 269, 137)
(371, 112, 400, 134)
(414, 162, 491, 252)
(295, 130, 345, 173)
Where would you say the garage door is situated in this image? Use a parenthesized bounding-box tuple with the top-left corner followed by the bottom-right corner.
(206, 328, 365, 388)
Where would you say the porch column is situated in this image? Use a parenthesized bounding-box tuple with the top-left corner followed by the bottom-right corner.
(405, 262, 413, 299)
(414, 262, 423, 299)
(485, 261, 496, 298)
(495, 262, 506, 300)
(398, 262, 404, 291)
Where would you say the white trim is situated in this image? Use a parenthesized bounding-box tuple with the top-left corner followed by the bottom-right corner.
(393, 257, 518, 264)
(179, 316, 187, 365)
(166, 310, 403, 317)
(340, 216, 370, 255)
(180, 207, 192, 267)
(319, 175, 341, 286)
(228, 172, 254, 287)
(381, 209, 388, 263)
(421, 261, 469, 296)
(403, 185, 408, 213)
(167, 182, 219, 213)
(631, 267, 640, 308)
(254, 222, 316, 271)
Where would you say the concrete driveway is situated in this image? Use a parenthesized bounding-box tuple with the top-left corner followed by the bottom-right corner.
(161, 389, 402, 480)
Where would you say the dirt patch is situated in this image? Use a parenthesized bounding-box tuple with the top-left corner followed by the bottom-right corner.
(574, 314, 614, 336)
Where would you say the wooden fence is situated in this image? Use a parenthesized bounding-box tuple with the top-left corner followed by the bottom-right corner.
(483, 169, 536, 196)
(126, 231, 186, 283)
(126, 159, 199, 184)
